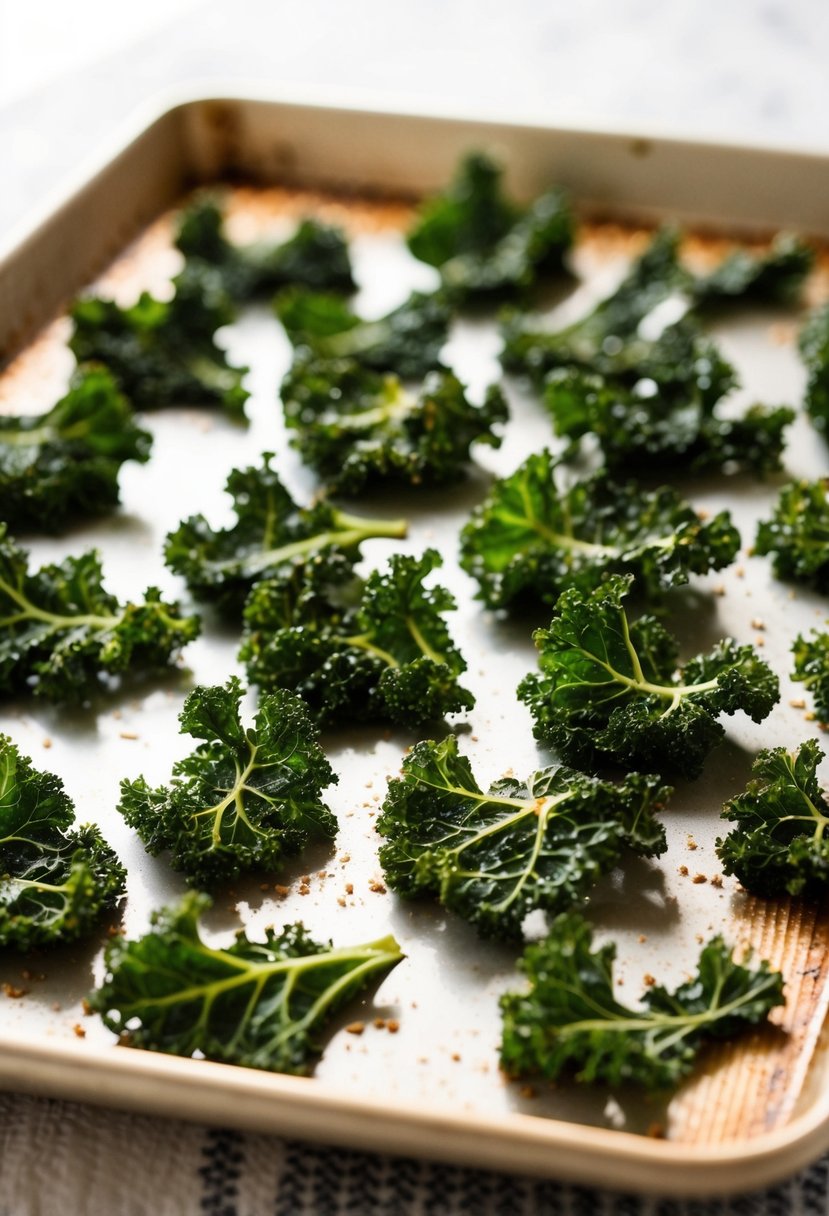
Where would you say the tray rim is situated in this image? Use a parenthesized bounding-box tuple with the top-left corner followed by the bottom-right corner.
(2, 87, 829, 1197)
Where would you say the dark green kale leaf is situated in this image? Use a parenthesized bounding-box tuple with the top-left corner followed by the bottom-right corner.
(717, 740, 829, 898)
(0, 524, 200, 703)
(174, 195, 355, 300)
(691, 233, 814, 308)
(119, 678, 336, 887)
(377, 736, 668, 941)
(406, 152, 574, 300)
(500, 229, 715, 390)
(0, 367, 152, 532)
(275, 288, 450, 379)
(792, 631, 829, 722)
(518, 574, 778, 778)
(69, 262, 249, 418)
(280, 357, 507, 495)
(0, 735, 125, 948)
(89, 891, 402, 1074)
(499, 912, 784, 1089)
(543, 366, 793, 477)
(164, 454, 408, 617)
(458, 450, 740, 610)
(240, 549, 473, 727)
(755, 480, 829, 588)
(800, 305, 829, 432)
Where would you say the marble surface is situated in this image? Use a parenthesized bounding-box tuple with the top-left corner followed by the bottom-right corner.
(3, 0, 829, 243)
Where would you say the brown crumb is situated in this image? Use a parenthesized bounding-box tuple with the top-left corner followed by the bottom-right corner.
(72, 1023, 86, 1039)
(300, 874, 310, 884)
(345, 1021, 364, 1036)
(336, 897, 346, 908)
(119, 731, 139, 741)
(451, 1052, 461, 1062)
(735, 566, 745, 578)
(52, 1002, 62, 1012)
(638, 934, 647, 944)
(317, 870, 327, 880)
(298, 883, 310, 896)
(112, 709, 122, 720)
(369, 879, 387, 894)
(643, 973, 656, 987)
(678, 865, 689, 876)
(710, 874, 723, 888)
(345, 882, 354, 895)
(647, 1123, 666, 1140)
(374, 1018, 386, 1029)
(790, 698, 807, 709)
(274, 885, 290, 897)
(692, 873, 707, 884)
(712, 585, 725, 597)
(686, 835, 698, 851)
(754, 636, 765, 647)
(518, 1084, 537, 1099)
(339, 853, 351, 863)
(696, 933, 705, 944)
(387, 1019, 400, 1033)
(2, 983, 27, 999)
(806, 711, 817, 721)
(751, 618, 765, 631)
(81, 998, 93, 1016)
(260, 883, 270, 892)
(42, 738, 52, 749)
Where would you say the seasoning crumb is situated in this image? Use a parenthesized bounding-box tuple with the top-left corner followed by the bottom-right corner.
(345, 883, 354, 895)
(274, 885, 289, 897)
(72, 1023, 86, 1039)
(300, 874, 311, 884)
(692, 873, 707, 884)
(345, 1021, 364, 1036)
(259, 883, 270, 892)
(317, 870, 327, 880)
(695, 933, 705, 944)
(518, 1084, 537, 1099)
(710, 874, 724, 888)
(2, 983, 27, 999)
(298, 883, 310, 896)
(374, 1018, 386, 1029)
(339, 854, 351, 863)
(81, 998, 93, 1016)
(735, 566, 745, 579)
(638, 934, 647, 944)
(751, 618, 765, 631)
(712, 585, 725, 597)
(387, 1019, 400, 1034)
(451, 1052, 461, 1062)
(686, 835, 698, 851)
(42, 738, 52, 749)
(369, 879, 387, 894)
(754, 636, 765, 647)
(52, 1002, 62, 1012)
(119, 731, 139, 741)
(643, 973, 656, 987)
(678, 865, 689, 876)
(647, 1123, 666, 1140)
(336, 897, 346, 908)
(790, 698, 807, 709)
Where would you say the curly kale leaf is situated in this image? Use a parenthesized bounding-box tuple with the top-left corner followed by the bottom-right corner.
(119, 678, 336, 888)
(0, 367, 152, 532)
(0, 735, 125, 948)
(90, 891, 402, 1074)
(543, 366, 793, 477)
(0, 525, 199, 703)
(69, 262, 249, 418)
(692, 233, 814, 308)
(377, 736, 668, 941)
(799, 305, 829, 432)
(793, 631, 829, 722)
(175, 195, 355, 300)
(406, 152, 574, 300)
(755, 480, 829, 588)
(459, 450, 740, 610)
(164, 453, 408, 616)
(499, 912, 784, 1089)
(275, 288, 450, 379)
(241, 549, 473, 728)
(518, 574, 779, 779)
(280, 357, 507, 494)
(717, 740, 829, 898)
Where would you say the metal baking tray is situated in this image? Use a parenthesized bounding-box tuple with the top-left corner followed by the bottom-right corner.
(2, 93, 829, 1198)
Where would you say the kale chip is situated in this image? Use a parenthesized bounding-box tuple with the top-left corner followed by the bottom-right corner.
(792, 630, 829, 722)
(692, 233, 813, 308)
(755, 479, 829, 588)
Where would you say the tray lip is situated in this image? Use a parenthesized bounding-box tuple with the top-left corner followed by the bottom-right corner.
(3, 84, 829, 1195)
(3, 1031, 829, 1196)
(6, 80, 829, 269)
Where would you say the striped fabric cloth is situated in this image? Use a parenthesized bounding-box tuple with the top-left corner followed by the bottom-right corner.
(0, 1093, 826, 1215)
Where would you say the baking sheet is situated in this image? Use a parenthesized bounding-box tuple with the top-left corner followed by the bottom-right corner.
(2, 118, 829, 1194)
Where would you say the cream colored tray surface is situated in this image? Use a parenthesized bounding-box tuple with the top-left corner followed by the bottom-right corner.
(1, 95, 829, 1197)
